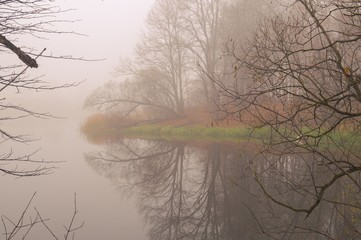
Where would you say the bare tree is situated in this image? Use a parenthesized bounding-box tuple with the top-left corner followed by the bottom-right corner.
(2, 192, 84, 240)
(177, 0, 225, 121)
(0, 0, 81, 176)
(221, 0, 361, 238)
(220, 0, 277, 96)
(178, 0, 274, 121)
(88, 0, 239, 122)
(106, 0, 189, 119)
(84, 68, 185, 121)
(86, 0, 275, 124)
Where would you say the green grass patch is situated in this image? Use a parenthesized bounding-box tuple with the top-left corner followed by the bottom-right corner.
(120, 124, 267, 142)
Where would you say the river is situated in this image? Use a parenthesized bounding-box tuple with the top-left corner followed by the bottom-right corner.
(0, 116, 359, 240)
(0, 117, 146, 240)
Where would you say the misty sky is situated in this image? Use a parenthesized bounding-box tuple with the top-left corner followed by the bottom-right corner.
(6, 0, 155, 119)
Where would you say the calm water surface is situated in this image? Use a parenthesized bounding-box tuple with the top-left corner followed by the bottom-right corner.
(0, 117, 357, 240)
(0, 117, 146, 240)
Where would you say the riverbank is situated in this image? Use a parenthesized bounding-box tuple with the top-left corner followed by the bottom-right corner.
(80, 113, 360, 147)
(80, 113, 268, 143)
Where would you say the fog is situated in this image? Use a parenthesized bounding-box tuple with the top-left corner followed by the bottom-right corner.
(5, 0, 154, 121)
(1, 0, 361, 239)
(0, 1, 154, 239)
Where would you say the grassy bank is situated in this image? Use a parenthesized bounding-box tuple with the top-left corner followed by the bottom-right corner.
(81, 114, 360, 147)
(120, 124, 268, 142)
(80, 113, 268, 143)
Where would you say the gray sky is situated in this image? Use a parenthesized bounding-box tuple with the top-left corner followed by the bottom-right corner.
(9, 0, 155, 119)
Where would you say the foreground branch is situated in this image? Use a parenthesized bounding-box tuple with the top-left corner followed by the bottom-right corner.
(0, 34, 39, 68)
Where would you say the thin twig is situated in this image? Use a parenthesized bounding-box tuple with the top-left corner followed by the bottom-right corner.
(64, 193, 84, 240)
(0, 48, 46, 92)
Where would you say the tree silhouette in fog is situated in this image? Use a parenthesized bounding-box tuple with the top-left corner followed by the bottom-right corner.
(85, 0, 274, 123)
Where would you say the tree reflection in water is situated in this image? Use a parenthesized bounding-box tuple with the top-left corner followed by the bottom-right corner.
(84, 138, 360, 240)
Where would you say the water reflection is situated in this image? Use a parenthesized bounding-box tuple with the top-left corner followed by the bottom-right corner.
(84, 138, 360, 240)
